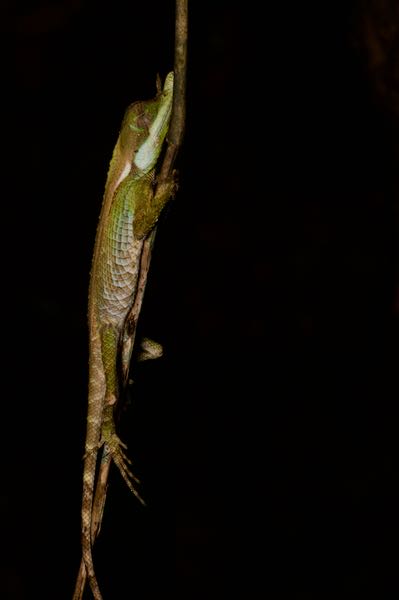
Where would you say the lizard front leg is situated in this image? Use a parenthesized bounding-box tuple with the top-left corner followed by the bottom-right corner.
(133, 173, 177, 239)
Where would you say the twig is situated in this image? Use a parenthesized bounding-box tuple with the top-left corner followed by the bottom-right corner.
(158, 0, 188, 182)
(72, 2, 187, 597)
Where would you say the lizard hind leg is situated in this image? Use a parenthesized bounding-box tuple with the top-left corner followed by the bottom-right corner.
(100, 324, 146, 505)
(105, 432, 146, 505)
(138, 336, 163, 362)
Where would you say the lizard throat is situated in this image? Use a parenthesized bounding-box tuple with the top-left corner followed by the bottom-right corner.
(133, 99, 172, 173)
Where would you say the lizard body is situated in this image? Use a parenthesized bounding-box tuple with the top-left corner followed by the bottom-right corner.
(82, 72, 174, 600)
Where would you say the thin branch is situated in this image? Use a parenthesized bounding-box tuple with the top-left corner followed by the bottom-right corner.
(72, 2, 187, 598)
(159, 0, 188, 181)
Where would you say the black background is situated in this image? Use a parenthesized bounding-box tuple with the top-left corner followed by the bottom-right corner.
(2, 1, 399, 598)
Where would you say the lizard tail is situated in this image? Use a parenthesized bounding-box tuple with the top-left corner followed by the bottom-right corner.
(82, 452, 103, 600)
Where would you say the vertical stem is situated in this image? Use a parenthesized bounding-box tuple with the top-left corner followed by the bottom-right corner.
(72, 1, 188, 597)
(159, 0, 188, 180)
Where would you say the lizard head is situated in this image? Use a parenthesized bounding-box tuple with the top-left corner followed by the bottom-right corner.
(120, 72, 174, 175)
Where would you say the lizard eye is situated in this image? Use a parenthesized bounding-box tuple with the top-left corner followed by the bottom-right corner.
(136, 111, 151, 131)
(129, 123, 144, 133)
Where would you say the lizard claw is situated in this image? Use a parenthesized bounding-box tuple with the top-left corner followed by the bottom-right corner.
(106, 434, 145, 505)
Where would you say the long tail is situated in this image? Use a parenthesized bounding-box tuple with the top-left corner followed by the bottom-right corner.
(73, 448, 112, 600)
(78, 323, 106, 599)
(82, 451, 103, 600)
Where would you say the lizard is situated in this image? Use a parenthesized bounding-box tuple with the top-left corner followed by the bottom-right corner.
(81, 71, 175, 600)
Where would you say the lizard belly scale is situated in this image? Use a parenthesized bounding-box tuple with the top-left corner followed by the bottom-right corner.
(97, 188, 142, 326)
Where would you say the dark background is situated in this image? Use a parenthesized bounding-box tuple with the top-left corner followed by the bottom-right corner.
(1, 1, 399, 598)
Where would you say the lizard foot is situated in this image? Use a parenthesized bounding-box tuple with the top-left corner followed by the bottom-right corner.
(106, 433, 146, 506)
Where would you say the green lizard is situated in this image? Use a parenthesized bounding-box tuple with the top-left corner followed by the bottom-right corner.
(82, 72, 174, 600)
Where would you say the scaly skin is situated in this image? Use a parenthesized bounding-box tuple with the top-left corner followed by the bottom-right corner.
(81, 72, 174, 600)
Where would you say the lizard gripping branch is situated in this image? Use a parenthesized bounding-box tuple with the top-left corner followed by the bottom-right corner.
(81, 72, 174, 600)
